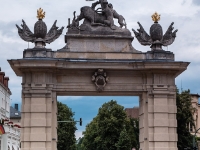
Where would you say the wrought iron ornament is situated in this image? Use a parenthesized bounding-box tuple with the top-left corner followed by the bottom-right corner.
(16, 8, 64, 48)
(132, 12, 178, 51)
(92, 69, 109, 92)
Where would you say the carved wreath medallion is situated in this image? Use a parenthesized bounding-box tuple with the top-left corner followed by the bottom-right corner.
(92, 69, 109, 92)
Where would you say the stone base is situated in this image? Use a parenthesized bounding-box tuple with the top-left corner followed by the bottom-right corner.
(146, 50, 174, 60)
(61, 34, 138, 53)
(23, 48, 52, 58)
(55, 51, 144, 59)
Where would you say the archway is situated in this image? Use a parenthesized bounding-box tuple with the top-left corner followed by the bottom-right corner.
(8, 56, 188, 150)
(9, 3, 188, 150)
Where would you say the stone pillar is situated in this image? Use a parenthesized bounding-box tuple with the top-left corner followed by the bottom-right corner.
(139, 73, 177, 150)
(21, 72, 56, 150)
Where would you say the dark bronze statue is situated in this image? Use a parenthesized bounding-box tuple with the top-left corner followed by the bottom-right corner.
(108, 3, 126, 28)
(68, 0, 127, 30)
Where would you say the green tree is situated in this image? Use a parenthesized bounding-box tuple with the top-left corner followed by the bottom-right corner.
(177, 89, 195, 149)
(76, 137, 84, 150)
(81, 118, 99, 150)
(129, 118, 139, 150)
(82, 100, 138, 150)
(57, 101, 77, 150)
(115, 127, 131, 150)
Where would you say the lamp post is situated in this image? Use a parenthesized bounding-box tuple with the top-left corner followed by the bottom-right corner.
(57, 118, 82, 126)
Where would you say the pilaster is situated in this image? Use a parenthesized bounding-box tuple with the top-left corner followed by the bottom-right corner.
(21, 72, 56, 150)
(140, 72, 178, 150)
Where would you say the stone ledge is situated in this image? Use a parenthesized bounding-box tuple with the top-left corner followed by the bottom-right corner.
(54, 51, 145, 59)
(23, 48, 174, 61)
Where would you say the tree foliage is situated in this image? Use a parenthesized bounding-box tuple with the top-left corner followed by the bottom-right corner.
(57, 101, 77, 150)
(76, 137, 84, 150)
(81, 100, 139, 150)
(177, 89, 195, 149)
(115, 127, 131, 150)
(129, 118, 139, 150)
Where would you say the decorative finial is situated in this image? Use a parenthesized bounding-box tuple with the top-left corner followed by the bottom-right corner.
(132, 18, 178, 51)
(151, 12, 160, 23)
(16, 8, 64, 48)
(37, 8, 45, 20)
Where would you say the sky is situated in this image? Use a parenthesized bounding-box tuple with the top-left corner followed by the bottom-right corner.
(0, 0, 200, 139)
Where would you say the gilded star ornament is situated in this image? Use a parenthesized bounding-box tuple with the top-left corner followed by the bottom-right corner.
(37, 8, 45, 20)
(151, 12, 160, 22)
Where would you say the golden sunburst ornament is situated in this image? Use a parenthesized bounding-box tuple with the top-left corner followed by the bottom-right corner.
(37, 8, 45, 20)
(151, 12, 160, 22)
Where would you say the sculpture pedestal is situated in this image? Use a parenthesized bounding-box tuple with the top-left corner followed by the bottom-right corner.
(62, 34, 138, 53)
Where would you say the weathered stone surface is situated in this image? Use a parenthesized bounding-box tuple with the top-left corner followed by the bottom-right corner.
(23, 48, 174, 61)
(146, 50, 174, 60)
(23, 48, 52, 58)
(68, 22, 131, 36)
(8, 57, 189, 150)
(61, 34, 137, 53)
(54, 52, 145, 60)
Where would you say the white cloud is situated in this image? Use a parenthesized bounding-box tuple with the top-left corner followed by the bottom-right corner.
(75, 130, 83, 140)
(0, 0, 199, 109)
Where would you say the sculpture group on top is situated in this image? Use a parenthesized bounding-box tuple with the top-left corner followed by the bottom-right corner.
(67, 0, 130, 35)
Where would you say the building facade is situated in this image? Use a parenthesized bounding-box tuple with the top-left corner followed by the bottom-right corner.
(0, 69, 21, 150)
(125, 107, 139, 119)
(10, 104, 21, 126)
(190, 94, 200, 137)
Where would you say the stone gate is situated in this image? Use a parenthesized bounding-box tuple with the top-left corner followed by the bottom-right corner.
(9, 4, 189, 150)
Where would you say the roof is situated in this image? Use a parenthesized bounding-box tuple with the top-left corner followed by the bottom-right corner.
(10, 106, 21, 119)
(191, 93, 200, 98)
(125, 107, 139, 119)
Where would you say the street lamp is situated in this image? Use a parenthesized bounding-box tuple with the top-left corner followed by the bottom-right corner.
(57, 118, 82, 126)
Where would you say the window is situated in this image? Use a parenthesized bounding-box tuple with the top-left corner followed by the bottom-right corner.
(189, 123, 193, 132)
